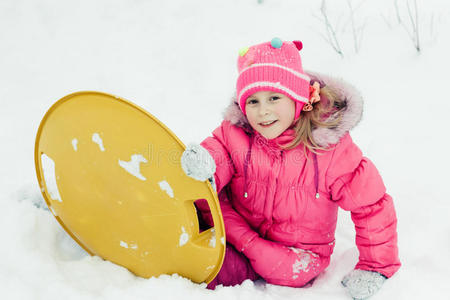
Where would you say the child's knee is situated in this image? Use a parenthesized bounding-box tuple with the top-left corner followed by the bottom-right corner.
(208, 244, 259, 289)
(261, 255, 330, 288)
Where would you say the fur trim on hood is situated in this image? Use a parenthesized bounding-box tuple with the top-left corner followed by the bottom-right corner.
(223, 71, 364, 148)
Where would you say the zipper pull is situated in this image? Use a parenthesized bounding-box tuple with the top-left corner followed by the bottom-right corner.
(315, 192, 320, 199)
(244, 192, 248, 198)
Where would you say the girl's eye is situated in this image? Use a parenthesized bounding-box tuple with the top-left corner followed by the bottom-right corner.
(247, 99, 258, 105)
(270, 96, 280, 101)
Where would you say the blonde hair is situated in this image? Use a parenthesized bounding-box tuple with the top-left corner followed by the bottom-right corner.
(281, 85, 347, 154)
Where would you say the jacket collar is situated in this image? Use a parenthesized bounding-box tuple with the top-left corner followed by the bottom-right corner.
(222, 71, 364, 148)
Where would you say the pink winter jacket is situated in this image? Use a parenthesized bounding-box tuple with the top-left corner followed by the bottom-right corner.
(200, 72, 401, 284)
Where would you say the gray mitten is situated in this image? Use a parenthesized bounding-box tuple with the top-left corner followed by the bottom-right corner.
(181, 143, 216, 182)
(341, 269, 387, 300)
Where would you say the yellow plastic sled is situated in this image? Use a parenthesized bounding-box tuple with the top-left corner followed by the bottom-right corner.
(34, 91, 225, 284)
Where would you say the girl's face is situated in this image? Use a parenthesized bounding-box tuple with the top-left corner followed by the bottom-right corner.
(245, 91, 296, 139)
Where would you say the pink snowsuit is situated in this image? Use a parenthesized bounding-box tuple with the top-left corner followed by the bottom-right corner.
(199, 72, 401, 289)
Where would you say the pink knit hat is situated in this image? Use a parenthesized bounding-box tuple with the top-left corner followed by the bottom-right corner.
(236, 38, 311, 120)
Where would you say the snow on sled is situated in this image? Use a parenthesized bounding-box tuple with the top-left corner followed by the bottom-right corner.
(34, 91, 225, 284)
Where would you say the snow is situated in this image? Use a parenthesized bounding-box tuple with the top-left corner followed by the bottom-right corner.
(289, 248, 320, 275)
(71, 138, 78, 151)
(120, 241, 138, 250)
(92, 133, 105, 152)
(118, 154, 148, 181)
(292, 253, 313, 274)
(159, 180, 174, 198)
(179, 227, 189, 247)
(209, 229, 216, 248)
(1, 0, 450, 299)
(40, 153, 62, 203)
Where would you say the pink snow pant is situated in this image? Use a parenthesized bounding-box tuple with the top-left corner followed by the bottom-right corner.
(196, 199, 328, 290)
(207, 243, 260, 289)
(207, 243, 329, 289)
(195, 200, 259, 289)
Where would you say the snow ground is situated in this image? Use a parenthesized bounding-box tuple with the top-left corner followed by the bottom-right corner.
(1, 0, 450, 299)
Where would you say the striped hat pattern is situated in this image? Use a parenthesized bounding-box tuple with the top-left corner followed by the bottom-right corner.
(236, 38, 311, 120)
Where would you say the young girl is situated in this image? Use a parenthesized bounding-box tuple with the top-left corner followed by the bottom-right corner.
(181, 38, 400, 299)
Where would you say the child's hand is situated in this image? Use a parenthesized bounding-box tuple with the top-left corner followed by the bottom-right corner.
(181, 143, 216, 182)
(341, 269, 387, 300)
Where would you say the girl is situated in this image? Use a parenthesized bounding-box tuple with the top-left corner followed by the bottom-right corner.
(181, 38, 400, 299)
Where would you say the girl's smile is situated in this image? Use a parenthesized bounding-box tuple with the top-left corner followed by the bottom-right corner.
(259, 120, 277, 126)
(245, 91, 296, 139)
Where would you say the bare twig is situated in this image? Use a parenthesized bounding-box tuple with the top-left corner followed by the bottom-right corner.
(380, 13, 393, 29)
(412, 0, 420, 51)
(394, 0, 402, 24)
(357, 19, 367, 52)
(429, 12, 439, 43)
(318, 0, 344, 57)
(336, 12, 346, 34)
(406, 0, 420, 52)
(347, 0, 358, 52)
(345, 0, 368, 53)
(311, 14, 341, 50)
(342, 0, 368, 30)
(396, 0, 421, 52)
(400, 19, 413, 41)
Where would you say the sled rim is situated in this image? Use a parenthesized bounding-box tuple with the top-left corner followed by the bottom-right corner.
(34, 91, 225, 283)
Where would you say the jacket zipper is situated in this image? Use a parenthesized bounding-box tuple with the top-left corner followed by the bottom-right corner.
(313, 153, 320, 199)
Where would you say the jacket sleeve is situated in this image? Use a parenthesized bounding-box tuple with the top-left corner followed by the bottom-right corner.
(326, 133, 401, 278)
(199, 121, 259, 251)
(200, 121, 235, 194)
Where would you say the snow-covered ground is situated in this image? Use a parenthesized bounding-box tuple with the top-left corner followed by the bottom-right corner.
(1, 0, 449, 299)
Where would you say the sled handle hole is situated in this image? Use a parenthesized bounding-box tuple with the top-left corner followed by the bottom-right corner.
(194, 199, 215, 233)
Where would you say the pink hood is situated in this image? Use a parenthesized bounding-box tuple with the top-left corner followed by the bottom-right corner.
(223, 70, 365, 147)
(199, 71, 400, 282)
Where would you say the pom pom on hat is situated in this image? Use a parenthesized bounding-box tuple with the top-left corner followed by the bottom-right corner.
(270, 37, 283, 48)
(293, 40, 303, 51)
(239, 47, 249, 56)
